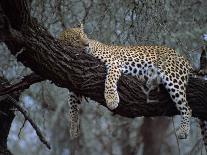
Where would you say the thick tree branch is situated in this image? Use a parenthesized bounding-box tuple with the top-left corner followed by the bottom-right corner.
(0, 0, 207, 120)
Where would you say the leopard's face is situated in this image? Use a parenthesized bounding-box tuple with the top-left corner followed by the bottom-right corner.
(59, 27, 89, 49)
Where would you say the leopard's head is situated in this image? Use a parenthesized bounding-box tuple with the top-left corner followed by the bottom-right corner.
(59, 24, 89, 49)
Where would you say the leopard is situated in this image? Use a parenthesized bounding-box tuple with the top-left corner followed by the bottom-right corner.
(59, 24, 205, 144)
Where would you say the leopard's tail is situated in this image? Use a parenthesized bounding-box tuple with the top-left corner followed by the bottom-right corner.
(199, 119, 207, 151)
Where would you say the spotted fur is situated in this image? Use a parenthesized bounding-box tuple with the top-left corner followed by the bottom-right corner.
(199, 119, 207, 151)
(67, 91, 81, 139)
(59, 24, 194, 139)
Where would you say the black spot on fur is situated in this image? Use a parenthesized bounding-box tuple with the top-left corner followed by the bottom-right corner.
(181, 76, 185, 81)
(133, 68, 137, 74)
(129, 66, 132, 71)
(182, 107, 187, 111)
(179, 70, 183, 74)
(131, 62, 135, 67)
(171, 88, 175, 92)
(175, 93, 179, 97)
(174, 85, 179, 89)
(169, 83, 173, 86)
(178, 101, 182, 105)
(173, 79, 177, 83)
(139, 70, 142, 75)
(137, 64, 141, 68)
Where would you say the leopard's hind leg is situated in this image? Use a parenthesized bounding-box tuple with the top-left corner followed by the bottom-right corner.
(68, 91, 81, 139)
(199, 119, 207, 151)
(161, 73, 192, 139)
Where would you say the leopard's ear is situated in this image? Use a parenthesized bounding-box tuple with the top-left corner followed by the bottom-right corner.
(80, 23, 84, 33)
(77, 22, 84, 31)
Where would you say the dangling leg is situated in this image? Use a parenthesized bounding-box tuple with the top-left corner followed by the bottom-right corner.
(168, 85, 192, 139)
(68, 91, 81, 139)
(175, 97, 192, 139)
(104, 64, 121, 110)
(199, 119, 207, 151)
(163, 78, 192, 139)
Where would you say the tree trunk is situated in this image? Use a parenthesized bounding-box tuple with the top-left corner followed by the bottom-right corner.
(141, 117, 170, 155)
(0, 0, 207, 121)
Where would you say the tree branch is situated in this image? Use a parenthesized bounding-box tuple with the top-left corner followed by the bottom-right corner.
(0, 0, 207, 121)
(0, 76, 51, 150)
(7, 95, 51, 149)
(0, 73, 44, 96)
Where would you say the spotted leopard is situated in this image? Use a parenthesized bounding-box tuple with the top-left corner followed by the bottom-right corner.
(59, 24, 202, 141)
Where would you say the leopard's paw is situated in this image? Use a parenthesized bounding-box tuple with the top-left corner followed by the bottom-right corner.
(70, 122, 80, 139)
(176, 125, 189, 139)
(105, 91, 119, 110)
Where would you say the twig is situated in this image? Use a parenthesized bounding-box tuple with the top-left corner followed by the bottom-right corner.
(15, 47, 25, 58)
(7, 95, 51, 149)
(18, 119, 26, 138)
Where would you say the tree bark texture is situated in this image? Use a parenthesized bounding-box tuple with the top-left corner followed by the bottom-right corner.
(0, 0, 207, 120)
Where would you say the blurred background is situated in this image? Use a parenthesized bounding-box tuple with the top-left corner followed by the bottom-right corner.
(0, 0, 207, 154)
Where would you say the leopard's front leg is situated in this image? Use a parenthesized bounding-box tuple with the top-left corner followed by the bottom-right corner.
(104, 64, 121, 110)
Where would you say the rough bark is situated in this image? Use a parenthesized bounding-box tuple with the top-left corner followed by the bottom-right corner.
(0, 0, 207, 120)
